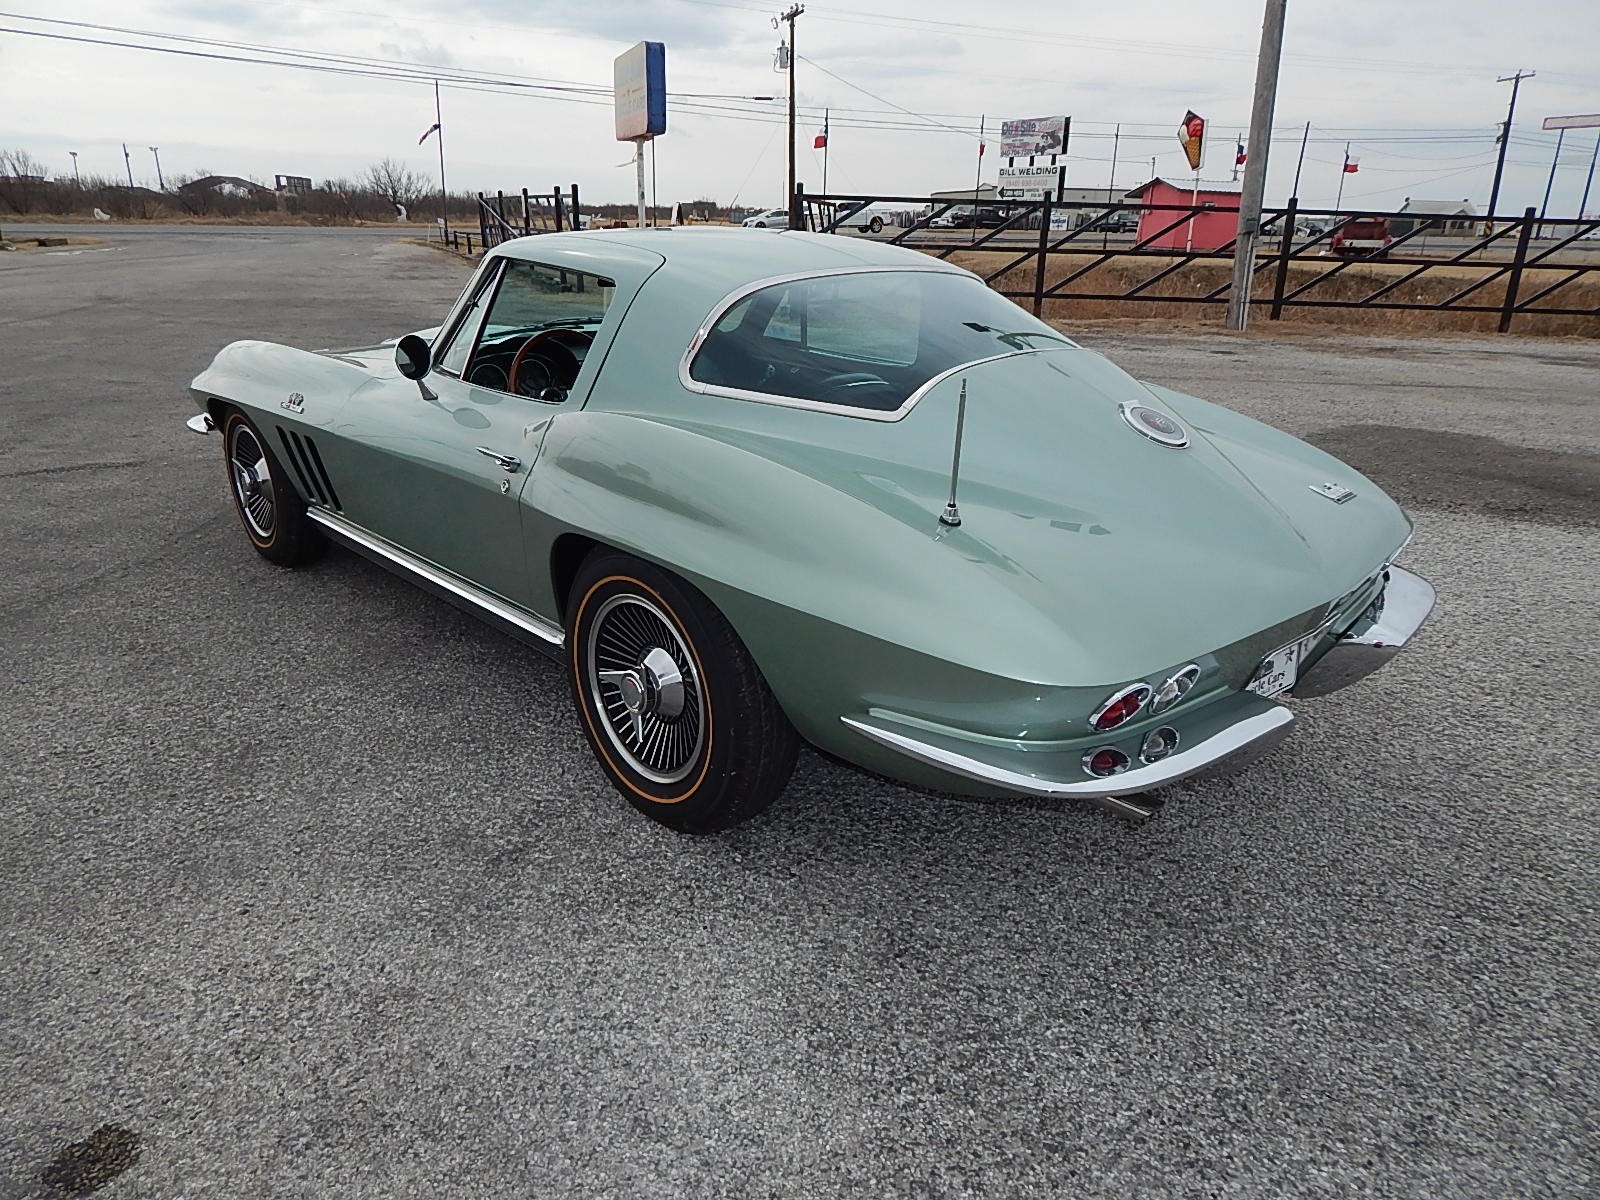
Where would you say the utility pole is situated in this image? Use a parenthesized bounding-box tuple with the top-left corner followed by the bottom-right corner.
(69, 151, 79, 185)
(1225, 0, 1287, 331)
(1487, 69, 1535, 220)
(149, 146, 164, 190)
(1335, 142, 1352, 209)
(122, 142, 135, 191)
(779, 4, 803, 224)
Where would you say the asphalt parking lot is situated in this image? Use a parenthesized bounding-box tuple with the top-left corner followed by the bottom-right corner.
(3, 227, 1597, 1199)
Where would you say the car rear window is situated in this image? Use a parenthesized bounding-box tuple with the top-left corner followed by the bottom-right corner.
(687, 270, 1072, 411)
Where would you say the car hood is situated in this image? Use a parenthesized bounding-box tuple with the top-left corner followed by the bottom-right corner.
(699, 347, 1412, 683)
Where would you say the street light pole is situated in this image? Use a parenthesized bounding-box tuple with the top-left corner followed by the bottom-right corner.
(1487, 69, 1535, 220)
(1225, 0, 1287, 331)
(434, 80, 449, 240)
(69, 151, 79, 185)
(149, 146, 164, 190)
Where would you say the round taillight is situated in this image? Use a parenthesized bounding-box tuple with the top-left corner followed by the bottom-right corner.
(1140, 726, 1180, 764)
(1089, 684, 1151, 731)
(1083, 747, 1130, 778)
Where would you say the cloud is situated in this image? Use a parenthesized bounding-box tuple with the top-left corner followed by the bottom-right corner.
(434, 0, 749, 51)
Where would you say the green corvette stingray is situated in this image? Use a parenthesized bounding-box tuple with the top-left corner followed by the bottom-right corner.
(187, 228, 1433, 832)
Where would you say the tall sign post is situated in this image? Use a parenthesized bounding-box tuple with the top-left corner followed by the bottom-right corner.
(1225, 0, 1286, 331)
(614, 41, 667, 229)
(1178, 110, 1206, 252)
(1543, 114, 1600, 222)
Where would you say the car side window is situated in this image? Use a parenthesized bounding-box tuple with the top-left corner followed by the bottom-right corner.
(687, 270, 1074, 413)
(434, 262, 502, 377)
(440, 258, 616, 401)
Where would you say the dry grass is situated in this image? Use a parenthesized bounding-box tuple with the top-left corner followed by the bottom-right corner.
(942, 249, 1600, 338)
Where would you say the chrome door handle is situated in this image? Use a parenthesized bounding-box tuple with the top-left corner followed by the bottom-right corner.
(475, 447, 522, 472)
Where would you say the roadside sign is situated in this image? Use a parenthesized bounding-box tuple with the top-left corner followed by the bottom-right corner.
(1543, 114, 1600, 130)
(1179, 111, 1206, 171)
(1000, 116, 1067, 159)
(614, 41, 666, 142)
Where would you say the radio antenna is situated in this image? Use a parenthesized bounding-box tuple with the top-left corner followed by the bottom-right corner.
(939, 378, 968, 527)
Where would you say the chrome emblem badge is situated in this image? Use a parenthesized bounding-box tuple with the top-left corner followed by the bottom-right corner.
(281, 392, 305, 414)
(1310, 482, 1355, 503)
(1120, 402, 1189, 448)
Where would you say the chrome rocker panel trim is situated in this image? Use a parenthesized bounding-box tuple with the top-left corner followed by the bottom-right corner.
(306, 509, 565, 654)
(842, 700, 1296, 818)
(186, 412, 216, 434)
(1293, 564, 1435, 698)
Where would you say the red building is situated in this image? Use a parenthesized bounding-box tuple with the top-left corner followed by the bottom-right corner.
(1124, 178, 1241, 251)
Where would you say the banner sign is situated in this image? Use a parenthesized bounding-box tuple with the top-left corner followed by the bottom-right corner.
(1542, 113, 1600, 130)
(998, 163, 1061, 199)
(1179, 110, 1206, 171)
(1000, 116, 1068, 159)
(614, 41, 666, 141)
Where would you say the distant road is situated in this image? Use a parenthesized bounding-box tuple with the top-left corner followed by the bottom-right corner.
(2, 221, 426, 239)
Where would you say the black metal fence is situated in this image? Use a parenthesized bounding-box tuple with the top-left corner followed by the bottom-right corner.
(474, 185, 582, 252)
(797, 187, 1600, 334)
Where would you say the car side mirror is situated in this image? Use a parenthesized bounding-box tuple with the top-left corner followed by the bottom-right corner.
(394, 334, 438, 401)
(395, 334, 432, 379)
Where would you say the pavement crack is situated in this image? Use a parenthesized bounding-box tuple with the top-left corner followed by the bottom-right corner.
(0, 459, 145, 480)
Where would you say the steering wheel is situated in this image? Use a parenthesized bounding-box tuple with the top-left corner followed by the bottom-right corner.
(508, 331, 582, 401)
(817, 372, 901, 409)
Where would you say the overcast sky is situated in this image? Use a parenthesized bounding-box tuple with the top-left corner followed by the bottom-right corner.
(2, 0, 1596, 214)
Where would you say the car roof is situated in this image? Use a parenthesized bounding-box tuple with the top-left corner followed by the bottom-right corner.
(492, 226, 967, 295)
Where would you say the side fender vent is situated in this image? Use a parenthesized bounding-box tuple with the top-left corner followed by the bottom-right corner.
(277, 428, 343, 511)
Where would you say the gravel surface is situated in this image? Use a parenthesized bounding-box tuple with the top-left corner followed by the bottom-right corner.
(2, 229, 1597, 1199)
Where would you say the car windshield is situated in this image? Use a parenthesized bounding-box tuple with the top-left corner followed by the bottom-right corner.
(688, 270, 1074, 411)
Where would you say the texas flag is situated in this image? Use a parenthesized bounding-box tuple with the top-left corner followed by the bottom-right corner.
(814, 118, 828, 150)
(1235, 142, 1247, 166)
(1343, 154, 1360, 174)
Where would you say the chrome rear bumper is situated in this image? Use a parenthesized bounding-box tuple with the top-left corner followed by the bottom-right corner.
(843, 694, 1296, 819)
(1293, 565, 1435, 698)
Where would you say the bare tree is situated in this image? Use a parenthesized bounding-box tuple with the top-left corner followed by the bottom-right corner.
(0, 147, 49, 214)
(364, 158, 427, 211)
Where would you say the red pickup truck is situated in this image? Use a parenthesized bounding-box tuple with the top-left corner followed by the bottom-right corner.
(1331, 216, 1393, 257)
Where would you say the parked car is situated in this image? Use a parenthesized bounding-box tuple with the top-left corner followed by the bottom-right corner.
(834, 200, 887, 234)
(187, 228, 1433, 832)
(929, 205, 1010, 230)
(741, 208, 789, 228)
(1331, 216, 1393, 257)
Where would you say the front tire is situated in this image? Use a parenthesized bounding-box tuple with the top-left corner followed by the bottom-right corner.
(220, 409, 325, 567)
(567, 552, 798, 833)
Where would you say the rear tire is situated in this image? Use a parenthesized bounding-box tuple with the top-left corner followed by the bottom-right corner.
(220, 409, 325, 567)
(567, 552, 798, 833)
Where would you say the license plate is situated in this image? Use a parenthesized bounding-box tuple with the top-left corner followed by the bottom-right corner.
(1246, 633, 1317, 698)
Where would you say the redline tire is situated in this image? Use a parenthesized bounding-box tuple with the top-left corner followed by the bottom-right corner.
(220, 410, 325, 567)
(567, 552, 798, 833)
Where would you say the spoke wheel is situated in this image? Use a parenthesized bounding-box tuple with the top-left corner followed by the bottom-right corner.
(587, 594, 706, 785)
(218, 409, 326, 567)
(226, 420, 276, 540)
(567, 553, 799, 834)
